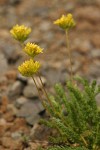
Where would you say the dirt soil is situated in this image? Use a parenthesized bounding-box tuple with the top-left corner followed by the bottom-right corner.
(0, 0, 100, 149)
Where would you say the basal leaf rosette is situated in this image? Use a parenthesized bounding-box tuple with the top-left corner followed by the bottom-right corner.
(10, 24, 31, 43)
(18, 59, 41, 77)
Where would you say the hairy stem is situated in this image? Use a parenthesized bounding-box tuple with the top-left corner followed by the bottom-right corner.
(31, 76, 46, 108)
(66, 30, 73, 83)
(37, 72, 54, 109)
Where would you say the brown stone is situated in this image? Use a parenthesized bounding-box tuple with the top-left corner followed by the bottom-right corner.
(0, 96, 8, 113)
(3, 110, 15, 122)
(75, 7, 100, 23)
(10, 118, 29, 133)
(5, 70, 17, 81)
(0, 125, 6, 137)
(0, 0, 7, 5)
(91, 34, 100, 47)
(1, 137, 23, 150)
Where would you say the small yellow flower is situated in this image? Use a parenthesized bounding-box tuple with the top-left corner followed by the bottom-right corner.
(54, 13, 75, 30)
(10, 24, 31, 42)
(18, 59, 41, 77)
(23, 42, 43, 57)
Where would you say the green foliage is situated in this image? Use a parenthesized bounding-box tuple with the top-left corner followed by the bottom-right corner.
(41, 76, 100, 150)
(46, 146, 88, 150)
(39, 146, 88, 150)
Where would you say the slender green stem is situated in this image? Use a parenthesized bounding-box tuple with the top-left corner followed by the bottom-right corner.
(66, 30, 73, 83)
(31, 76, 46, 108)
(37, 73, 69, 125)
(37, 72, 54, 109)
(93, 123, 99, 150)
(32, 76, 54, 116)
(31, 76, 42, 100)
(20, 42, 25, 48)
(37, 73, 75, 127)
(80, 135, 88, 147)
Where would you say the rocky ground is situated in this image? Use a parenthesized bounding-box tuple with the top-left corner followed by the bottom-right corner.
(0, 0, 100, 149)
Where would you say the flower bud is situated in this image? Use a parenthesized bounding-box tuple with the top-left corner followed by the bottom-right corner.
(18, 59, 41, 77)
(54, 14, 76, 31)
(10, 24, 31, 42)
(23, 42, 43, 57)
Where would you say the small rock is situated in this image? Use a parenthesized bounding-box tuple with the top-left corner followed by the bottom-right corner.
(11, 132, 22, 140)
(89, 65, 100, 77)
(28, 76, 46, 89)
(80, 40, 93, 52)
(5, 70, 17, 80)
(12, 118, 28, 132)
(30, 123, 51, 141)
(3, 109, 15, 122)
(7, 103, 18, 115)
(6, 7, 17, 28)
(78, 0, 96, 5)
(30, 123, 40, 139)
(8, 81, 24, 99)
(64, 2, 75, 11)
(0, 118, 6, 125)
(76, 7, 100, 23)
(9, 0, 20, 5)
(90, 49, 100, 58)
(23, 85, 38, 98)
(0, 52, 8, 75)
(91, 34, 100, 47)
(73, 39, 92, 53)
(60, 71, 69, 84)
(0, 96, 8, 113)
(15, 96, 28, 109)
(1, 137, 14, 148)
(1, 40, 20, 62)
(26, 114, 40, 126)
(33, 7, 49, 18)
(0, 76, 7, 86)
(43, 31, 54, 42)
(50, 61, 62, 69)
(16, 99, 44, 125)
(1, 137, 23, 149)
(0, 0, 20, 5)
(17, 73, 27, 83)
(0, 0, 7, 5)
(17, 99, 44, 118)
(0, 124, 6, 137)
(72, 61, 81, 73)
(39, 21, 51, 31)
(97, 0, 100, 5)
(42, 68, 65, 85)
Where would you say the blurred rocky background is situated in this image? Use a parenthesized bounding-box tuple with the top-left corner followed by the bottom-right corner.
(0, 0, 100, 149)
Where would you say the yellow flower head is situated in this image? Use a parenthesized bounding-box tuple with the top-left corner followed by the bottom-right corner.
(18, 59, 41, 77)
(54, 13, 76, 30)
(23, 42, 43, 57)
(10, 24, 31, 42)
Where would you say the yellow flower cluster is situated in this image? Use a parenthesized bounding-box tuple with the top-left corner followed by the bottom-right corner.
(54, 13, 75, 30)
(11, 14, 75, 78)
(10, 24, 31, 42)
(18, 59, 41, 77)
(23, 42, 43, 57)
(10, 24, 42, 76)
